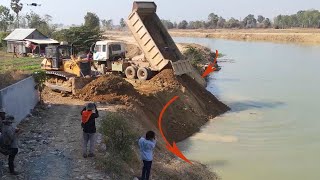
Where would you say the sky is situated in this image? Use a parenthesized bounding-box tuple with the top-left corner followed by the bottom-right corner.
(2, 0, 320, 25)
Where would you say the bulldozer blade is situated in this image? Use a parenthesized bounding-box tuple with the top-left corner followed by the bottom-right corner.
(170, 60, 194, 75)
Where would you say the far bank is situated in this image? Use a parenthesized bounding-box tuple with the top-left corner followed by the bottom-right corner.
(169, 28, 320, 44)
(104, 28, 320, 44)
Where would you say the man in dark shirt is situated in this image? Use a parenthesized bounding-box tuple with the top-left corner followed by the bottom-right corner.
(81, 103, 99, 158)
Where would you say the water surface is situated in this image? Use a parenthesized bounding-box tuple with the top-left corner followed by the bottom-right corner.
(175, 37, 320, 180)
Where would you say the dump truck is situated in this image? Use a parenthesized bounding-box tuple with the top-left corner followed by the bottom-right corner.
(126, 1, 206, 86)
(92, 1, 206, 85)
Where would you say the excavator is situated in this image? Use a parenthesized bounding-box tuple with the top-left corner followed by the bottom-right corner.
(40, 42, 94, 94)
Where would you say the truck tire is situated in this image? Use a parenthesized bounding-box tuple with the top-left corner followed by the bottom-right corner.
(125, 66, 137, 79)
(100, 64, 106, 74)
(137, 67, 150, 81)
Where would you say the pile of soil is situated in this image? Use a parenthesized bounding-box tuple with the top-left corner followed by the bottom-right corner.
(0, 71, 29, 90)
(77, 75, 139, 104)
(134, 70, 230, 142)
(125, 43, 142, 59)
(77, 69, 230, 142)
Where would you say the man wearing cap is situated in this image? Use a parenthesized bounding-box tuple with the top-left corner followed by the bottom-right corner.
(0, 115, 21, 175)
(81, 103, 99, 158)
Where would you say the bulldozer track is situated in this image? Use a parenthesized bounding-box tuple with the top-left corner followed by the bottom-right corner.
(45, 71, 77, 80)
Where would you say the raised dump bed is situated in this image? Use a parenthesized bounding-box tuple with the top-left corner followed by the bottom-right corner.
(126, 1, 206, 86)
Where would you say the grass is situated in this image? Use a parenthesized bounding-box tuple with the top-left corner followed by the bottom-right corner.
(0, 51, 42, 73)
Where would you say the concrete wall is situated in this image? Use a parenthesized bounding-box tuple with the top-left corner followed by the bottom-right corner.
(0, 76, 39, 124)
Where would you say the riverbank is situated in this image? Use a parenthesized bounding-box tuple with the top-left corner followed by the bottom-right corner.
(105, 28, 320, 44)
(169, 28, 320, 44)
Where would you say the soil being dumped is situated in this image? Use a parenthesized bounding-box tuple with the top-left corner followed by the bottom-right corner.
(77, 69, 230, 142)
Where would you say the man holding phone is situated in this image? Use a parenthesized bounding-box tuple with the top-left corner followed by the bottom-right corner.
(81, 103, 99, 158)
(138, 131, 156, 180)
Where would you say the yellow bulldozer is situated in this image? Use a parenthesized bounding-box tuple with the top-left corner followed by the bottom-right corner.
(41, 43, 95, 94)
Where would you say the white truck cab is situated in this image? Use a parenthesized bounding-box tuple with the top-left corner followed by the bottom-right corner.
(93, 40, 126, 62)
(92, 40, 126, 74)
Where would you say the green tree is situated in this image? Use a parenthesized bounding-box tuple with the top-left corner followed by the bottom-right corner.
(101, 19, 113, 30)
(217, 17, 226, 28)
(243, 14, 257, 28)
(33, 70, 47, 104)
(262, 18, 271, 28)
(257, 15, 265, 23)
(177, 20, 188, 29)
(10, 0, 23, 28)
(161, 19, 174, 29)
(207, 13, 219, 28)
(225, 17, 240, 28)
(84, 12, 100, 30)
(53, 25, 103, 52)
(25, 12, 56, 36)
(0, 5, 14, 31)
(119, 18, 126, 28)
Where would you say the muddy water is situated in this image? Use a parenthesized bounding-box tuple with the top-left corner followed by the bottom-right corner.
(175, 37, 320, 180)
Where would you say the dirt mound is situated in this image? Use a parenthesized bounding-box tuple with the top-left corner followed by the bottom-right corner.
(0, 71, 29, 90)
(77, 75, 139, 104)
(134, 73, 230, 142)
(77, 69, 229, 142)
(125, 43, 142, 59)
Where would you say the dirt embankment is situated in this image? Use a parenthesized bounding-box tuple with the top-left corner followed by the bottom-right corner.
(169, 28, 320, 44)
(77, 69, 229, 143)
(75, 69, 229, 179)
(0, 71, 29, 90)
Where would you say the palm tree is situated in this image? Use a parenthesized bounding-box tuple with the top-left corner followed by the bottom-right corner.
(10, 0, 23, 28)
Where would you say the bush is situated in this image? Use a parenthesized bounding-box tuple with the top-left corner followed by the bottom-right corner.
(183, 46, 206, 65)
(0, 32, 9, 48)
(100, 112, 137, 161)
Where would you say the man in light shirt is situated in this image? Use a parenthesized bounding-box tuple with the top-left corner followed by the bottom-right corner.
(138, 131, 156, 180)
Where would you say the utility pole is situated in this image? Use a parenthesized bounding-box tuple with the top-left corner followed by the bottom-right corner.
(10, 0, 23, 28)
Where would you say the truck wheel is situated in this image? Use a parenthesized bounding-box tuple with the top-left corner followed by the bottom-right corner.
(125, 66, 137, 79)
(137, 67, 150, 81)
(100, 64, 106, 74)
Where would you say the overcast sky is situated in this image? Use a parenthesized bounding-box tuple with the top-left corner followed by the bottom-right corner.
(2, 0, 320, 25)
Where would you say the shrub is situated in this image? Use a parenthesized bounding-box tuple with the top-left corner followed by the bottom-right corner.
(0, 32, 9, 48)
(100, 112, 137, 161)
(183, 46, 206, 65)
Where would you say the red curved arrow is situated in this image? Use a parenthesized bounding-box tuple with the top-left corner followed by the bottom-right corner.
(202, 50, 219, 78)
(158, 96, 192, 164)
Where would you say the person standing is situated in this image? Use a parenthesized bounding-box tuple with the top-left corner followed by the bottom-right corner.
(0, 115, 21, 175)
(138, 131, 156, 180)
(81, 103, 99, 158)
(12, 45, 18, 58)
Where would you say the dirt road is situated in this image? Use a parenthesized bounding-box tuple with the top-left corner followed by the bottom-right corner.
(0, 92, 113, 180)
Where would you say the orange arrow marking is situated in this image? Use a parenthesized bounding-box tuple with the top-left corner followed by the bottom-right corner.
(158, 96, 192, 164)
(202, 50, 219, 78)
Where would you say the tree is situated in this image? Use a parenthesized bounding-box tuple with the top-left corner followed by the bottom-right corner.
(0, 5, 14, 31)
(25, 12, 56, 36)
(10, 0, 23, 28)
(257, 15, 265, 23)
(217, 17, 226, 28)
(101, 19, 113, 30)
(84, 12, 100, 30)
(177, 20, 188, 29)
(207, 13, 219, 28)
(53, 25, 103, 52)
(161, 19, 174, 29)
(225, 17, 240, 28)
(262, 18, 271, 28)
(243, 14, 257, 28)
(119, 18, 126, 28)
